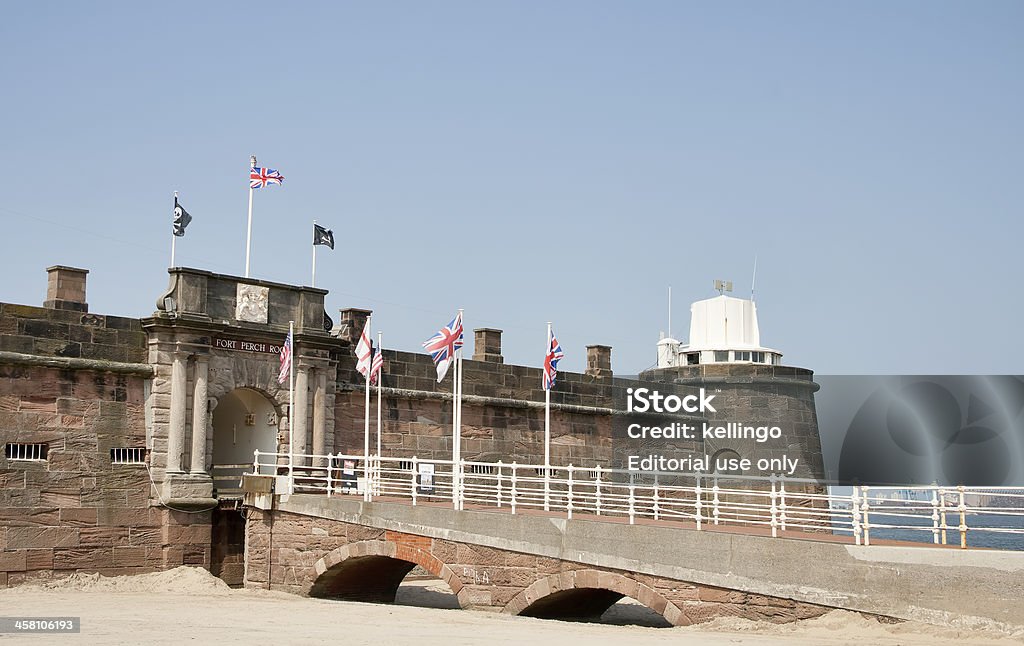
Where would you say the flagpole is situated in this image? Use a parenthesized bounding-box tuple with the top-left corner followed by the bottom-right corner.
(288, 320, 295, 494)
(311, 220, 318, 287)
(170, 192, 178, 268)
(245, 155, 256, 278)
(363, 316, 372, 502)
(544, 321, 552, 512)
(376, 331, 383, 458)
(454, 309, 464, 510)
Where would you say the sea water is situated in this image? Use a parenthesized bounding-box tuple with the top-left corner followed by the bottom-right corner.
(833, 512, 1024, 550)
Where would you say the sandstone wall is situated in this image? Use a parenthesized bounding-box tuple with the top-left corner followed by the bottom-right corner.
(0, 303, 210, 587)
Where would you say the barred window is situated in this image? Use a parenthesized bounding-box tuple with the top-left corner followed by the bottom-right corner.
(110, 448, 146, 465)
(398, 460, 414, 471)
(468, 464, 495, 475)
(4, 443, 48, 461)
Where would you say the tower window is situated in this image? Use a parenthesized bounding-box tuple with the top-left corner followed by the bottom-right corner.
(714, 351, 729, 362)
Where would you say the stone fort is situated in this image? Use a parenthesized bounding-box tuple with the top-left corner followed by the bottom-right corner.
(0, 265, 824, 589)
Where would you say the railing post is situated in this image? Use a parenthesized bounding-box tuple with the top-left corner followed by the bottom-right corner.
(769, 474, 778, 538)
(544, 464, 550, 513)
(652, 478, 660, 522)
(411, 456, 419, 506)
(628, 481, 636, 525)
(567, 465, 574, 520)
(851, 486, 862, 546)
(253, 449, 260, 474)
(861, 486, 871, 546)
(326, 452, 333, 497)
(779, 478, 788, 532)
(456, 458, 465, 511)
(930, 484, 940, 544)
(510, 461, 518, 515)
(595, 465, 602, 516)
(694, 472, 703, 531)
(958, 485, 967, 549)
(712, 475, 720, 526)
(372, 455, 379, 497)
(496, 460, 504, 508)
(939, 487, 948, 545)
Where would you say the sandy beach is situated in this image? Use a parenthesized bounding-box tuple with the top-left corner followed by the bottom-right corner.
(0, 568, 1018, 646)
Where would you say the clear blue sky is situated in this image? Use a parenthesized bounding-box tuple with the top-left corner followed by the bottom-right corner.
(2, 2, 1021, 375)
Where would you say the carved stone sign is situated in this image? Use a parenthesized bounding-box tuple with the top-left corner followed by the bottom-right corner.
(214, 337, 283, 354)
(236, 284, 269, 323)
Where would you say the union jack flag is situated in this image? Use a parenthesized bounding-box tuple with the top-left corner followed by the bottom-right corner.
(278, 329, 293, 384)
(422, 312, 463, 382)
(543, 328, 564, 391)
(370, 346, 384, 386)
(250, 166, 284, 189)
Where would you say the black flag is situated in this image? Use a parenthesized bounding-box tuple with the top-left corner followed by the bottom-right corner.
(173, 197, 192, 237)
(313, 223, 334, 249)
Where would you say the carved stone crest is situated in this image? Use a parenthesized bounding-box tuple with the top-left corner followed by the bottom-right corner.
(235, 284, 269, 323)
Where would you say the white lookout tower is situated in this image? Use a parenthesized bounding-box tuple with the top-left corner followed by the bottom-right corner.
(657, 280, 782, 368)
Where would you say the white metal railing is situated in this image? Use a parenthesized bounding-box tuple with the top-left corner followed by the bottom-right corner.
(250, 450, 1024, 550)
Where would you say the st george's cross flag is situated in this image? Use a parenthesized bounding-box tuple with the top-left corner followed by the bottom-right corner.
(250, 166, 284, 189)
(278, 329, 293, 384)
(354, 322, 373, 381)
(423, 312, 464, 382)
(543, 328, 564, 391)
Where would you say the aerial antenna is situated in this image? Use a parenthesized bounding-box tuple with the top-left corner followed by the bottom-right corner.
(751, 256, 758, 302)
(668, 286, 672, 338)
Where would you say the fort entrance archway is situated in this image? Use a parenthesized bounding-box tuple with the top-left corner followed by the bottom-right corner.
(210, 387, 279, 586)
(211, 387, 279, 496)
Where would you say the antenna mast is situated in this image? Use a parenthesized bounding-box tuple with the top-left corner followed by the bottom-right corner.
(751, 256, 758, 302)
(668, 286, 672, 338)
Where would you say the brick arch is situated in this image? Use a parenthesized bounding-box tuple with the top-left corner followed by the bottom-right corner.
(307, 539, 467, 606)
(503, 569, 686, 626)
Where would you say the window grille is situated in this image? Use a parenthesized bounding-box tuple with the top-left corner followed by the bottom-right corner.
(4, 443, 48, 461)
(110, 447, 146, 465)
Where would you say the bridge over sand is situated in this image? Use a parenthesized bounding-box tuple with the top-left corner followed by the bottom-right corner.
(239, 455, 1024, 632)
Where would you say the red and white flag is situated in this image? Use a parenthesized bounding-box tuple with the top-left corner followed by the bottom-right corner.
(354, 322, 373, 380)
(370, 346, 383, 385)
(278, 329, 292, 384)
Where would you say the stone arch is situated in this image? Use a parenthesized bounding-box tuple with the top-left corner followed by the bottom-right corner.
(207, 352, 290, 415)
(308, 540, 466, 607)
(503, 569, 685, 626)
(211, 388, 280, 470)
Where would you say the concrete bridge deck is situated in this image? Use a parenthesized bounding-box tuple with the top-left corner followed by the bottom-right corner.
(243, 493, 1024, 631)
